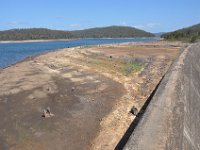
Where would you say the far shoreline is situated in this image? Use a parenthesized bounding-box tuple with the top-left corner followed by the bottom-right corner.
(0, 38, 78, 44)
(0, 37, 158, 44)
(0, 38, 160, 70)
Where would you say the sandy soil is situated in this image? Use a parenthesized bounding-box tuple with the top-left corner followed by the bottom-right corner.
(0, 41, 185, 150)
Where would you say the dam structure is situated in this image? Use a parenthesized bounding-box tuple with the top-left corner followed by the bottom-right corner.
(123, 43, 200, 150)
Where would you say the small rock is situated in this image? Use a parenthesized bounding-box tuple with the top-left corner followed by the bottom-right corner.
(71, 87, 75, 92)
(42, 107, 55, 118)
(130, 106, 138, 116)
(47, 87, 50, 91)
(46, 107, 51, 113)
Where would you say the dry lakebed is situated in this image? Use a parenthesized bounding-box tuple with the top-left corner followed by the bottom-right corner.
(0, 41, 186, 150)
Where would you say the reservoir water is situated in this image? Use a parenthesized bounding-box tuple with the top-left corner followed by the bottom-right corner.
(0, 38, 157, 69)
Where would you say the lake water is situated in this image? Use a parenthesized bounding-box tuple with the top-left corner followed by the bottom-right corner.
(0, 38, 157, 69)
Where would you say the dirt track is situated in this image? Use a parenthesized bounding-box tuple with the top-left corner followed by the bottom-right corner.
(0, 41, 184, 150)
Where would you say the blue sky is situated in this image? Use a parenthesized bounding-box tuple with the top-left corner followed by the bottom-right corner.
(0, 0, 200, 32)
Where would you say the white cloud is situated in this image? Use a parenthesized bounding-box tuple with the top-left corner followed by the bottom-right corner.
(69, 24, 81, 27)
(133, 23, 160, 29)
(0, 21, 31, 30)
(122, 21, 127, 26)
(7, 21, 18, 26)
(6, 21, 30, 27)
(146, 23, 160, 28)
(133, 25, 145, 29)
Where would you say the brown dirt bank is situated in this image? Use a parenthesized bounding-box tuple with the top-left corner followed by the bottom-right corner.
(0, 41, 186, 150)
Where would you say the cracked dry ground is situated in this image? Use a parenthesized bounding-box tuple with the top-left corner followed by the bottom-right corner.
(0, 41, 183, 150)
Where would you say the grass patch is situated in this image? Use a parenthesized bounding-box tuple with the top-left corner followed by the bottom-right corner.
(86, 57, 144, 76)
(76, 53, 144, 76)
(120, 62, 143, 76)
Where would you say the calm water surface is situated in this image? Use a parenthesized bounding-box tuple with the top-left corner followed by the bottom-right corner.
(0, 38, 157, 69)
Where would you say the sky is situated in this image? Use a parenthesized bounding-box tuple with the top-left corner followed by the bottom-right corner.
(0, 0, 200, 33)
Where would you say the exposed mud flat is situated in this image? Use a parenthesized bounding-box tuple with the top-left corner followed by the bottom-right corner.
(0, 41, 185, 150)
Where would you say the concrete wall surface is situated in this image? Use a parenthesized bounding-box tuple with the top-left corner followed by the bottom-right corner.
(123, 43, 200, 150)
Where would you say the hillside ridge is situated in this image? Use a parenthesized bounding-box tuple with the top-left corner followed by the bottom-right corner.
(0, 26, 155, 41)
(70, 26, 155, 38)
(161, 23, 200, 41)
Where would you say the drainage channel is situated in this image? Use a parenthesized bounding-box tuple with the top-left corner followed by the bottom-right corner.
(115, 75, 165, 150)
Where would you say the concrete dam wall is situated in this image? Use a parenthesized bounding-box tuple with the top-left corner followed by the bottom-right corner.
(123, 43, 200, 150)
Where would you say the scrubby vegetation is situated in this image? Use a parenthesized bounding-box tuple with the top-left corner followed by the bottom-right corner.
(70, 26, 155, 38)
(76, 53, 144, 77)
(0, 28, 74, 41)
(121, 62, 143, 76)
(161, 23, 200, 42)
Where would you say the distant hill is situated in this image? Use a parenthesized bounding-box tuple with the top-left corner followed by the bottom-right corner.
(161, 23, 200, 42)
(0, 26, 155, 41)
(70, 26, 155, 38)
(154, 32, 166, 37)
(0, 28, 74, 41)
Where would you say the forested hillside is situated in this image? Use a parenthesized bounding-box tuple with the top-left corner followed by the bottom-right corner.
(0, 28, 73, 41)
(71, 26, 155, 38)
(0, 26, 155, 41)
(161, 23, 200, 42)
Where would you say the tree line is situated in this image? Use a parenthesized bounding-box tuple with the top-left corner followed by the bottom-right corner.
(0, 26, 155, 41)
(0, 28, 73, 41)
(70, 26, 155, 38)
(161, 23, 200, 42)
